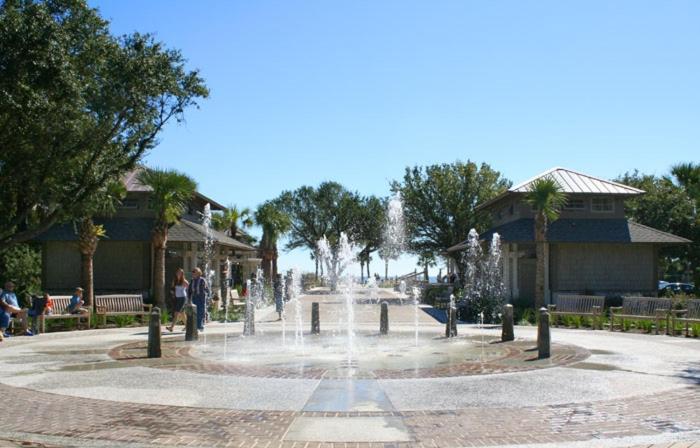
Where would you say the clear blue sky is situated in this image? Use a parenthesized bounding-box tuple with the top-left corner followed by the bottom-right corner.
(90, 0, 699, 276)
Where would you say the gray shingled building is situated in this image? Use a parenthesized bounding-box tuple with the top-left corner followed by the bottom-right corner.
(37, 169, 260, 300)
(448, 167, 691, 304)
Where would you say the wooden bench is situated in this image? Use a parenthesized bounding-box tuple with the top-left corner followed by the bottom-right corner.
(670, 298, 700, 337)
(36, 296, 91, 333)
(227, 289, 246, 313)
(609, 297, 671, 334)
(548, 294, 605, 330)
(94, 294, 150, 327)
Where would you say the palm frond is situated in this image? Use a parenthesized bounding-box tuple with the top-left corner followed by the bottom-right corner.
(525, 177, 568, 222)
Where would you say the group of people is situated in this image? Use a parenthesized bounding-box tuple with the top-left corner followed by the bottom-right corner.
(0, 282, 88, 342)
(168, 267, 210, 333)
(0, 266, 212, 341)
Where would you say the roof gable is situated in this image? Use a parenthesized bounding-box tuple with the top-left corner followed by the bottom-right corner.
(510, 167, 644, 195)
(122, 167, 225, 211)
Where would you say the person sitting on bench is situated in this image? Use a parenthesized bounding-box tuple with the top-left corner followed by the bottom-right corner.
(67, 287, 89, 315)
(0, 281, 31, 340)
(28, 292, 53, 333)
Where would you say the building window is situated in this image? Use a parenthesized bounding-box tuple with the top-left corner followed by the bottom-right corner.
(119, 199, 139, 210)
(591, 197, 614, 213)
(564, 198, 585, 211)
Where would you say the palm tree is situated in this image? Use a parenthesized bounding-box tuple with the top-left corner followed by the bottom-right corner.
(138, 168, 197, 309)
(76, 181, 126, 309)
(525, 178, 567, 309)
(254, 201, 291, 280)
(212, 205, 254, 241)
(672, 162, 700, 205)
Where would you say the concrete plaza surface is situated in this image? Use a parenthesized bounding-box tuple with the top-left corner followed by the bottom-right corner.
(0, 288, 698, 447)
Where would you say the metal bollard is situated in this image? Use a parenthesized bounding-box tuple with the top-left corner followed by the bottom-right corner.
(502, 304, 514, 342)
(311, 302, 320, 335)
(185, 303, 198, 341)
(445, 306, 458, 338)
(148, 307, 162, 358)
(537, 307, 551, 359)
(380, 302, 389, 335)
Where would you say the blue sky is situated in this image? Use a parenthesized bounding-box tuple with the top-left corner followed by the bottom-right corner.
(90, 0, 699, 276)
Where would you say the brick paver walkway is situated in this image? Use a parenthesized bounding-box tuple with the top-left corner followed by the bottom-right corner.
(1, 383, 698, 447)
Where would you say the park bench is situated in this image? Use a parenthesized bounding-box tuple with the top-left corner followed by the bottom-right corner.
(36, 296, 91, 333)
(548, 294, 605, 329)
(670, 298, 700, 337)
(609, 296, 671, 334)
(227, 289, 246, 313)
(94, 294, 150, 327)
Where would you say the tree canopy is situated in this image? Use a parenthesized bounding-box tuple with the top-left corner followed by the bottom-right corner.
(617, 168, 699, 284)
(0, 0, 208, 251)
(391, 161, 510, 262)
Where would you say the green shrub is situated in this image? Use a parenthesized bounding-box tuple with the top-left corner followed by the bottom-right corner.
(692, 324, 700, 338)
(517, 308, 536, 326)
(112, 315, 135, 327)
(638, 320, 653, 333)
(0, 243, 42, 305)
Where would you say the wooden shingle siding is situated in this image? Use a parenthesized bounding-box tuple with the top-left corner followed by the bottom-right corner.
(44, 242, 81, 290)
(43, 241, 151, 294)
(93, 241, 150, 291)
(551, 243, 655, 293)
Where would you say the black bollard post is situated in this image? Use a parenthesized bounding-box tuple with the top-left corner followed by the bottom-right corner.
(537, 307, 551, 359)
(501, 304, 514, 342)
(185, 303, 198, 341)
(311, 302, 320, 334)
(380, 302, 389, 335)
(148, 307, 162, 358)
(445, 306, 457, 338)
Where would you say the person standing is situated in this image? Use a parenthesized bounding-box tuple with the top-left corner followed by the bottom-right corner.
(274, 274, 284, 321)
(188, 267, 209, 332)
(0, 281, 31, 340)
(167, 268, 189, 332)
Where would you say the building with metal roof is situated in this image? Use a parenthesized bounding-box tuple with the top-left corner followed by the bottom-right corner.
(37, 169, 260, 301)
(448, 167, 691, 304)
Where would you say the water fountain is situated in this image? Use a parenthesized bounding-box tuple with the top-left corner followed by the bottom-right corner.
(379, 195, 406, 277)
(317, 232, 357, 361)
(278, 274, 287, 346)
(411, 286, 421, 346)
(290, 268, 304, 348)
(196, 196, 515, 379)
(366, 276, 379, 303)
(243, 279, 254, 336)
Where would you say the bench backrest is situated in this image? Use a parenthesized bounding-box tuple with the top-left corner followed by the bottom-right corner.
(687, 299, 700, 319)
(622, 297, 671, 316)
(555, 294, 605, 313)
(95, 294, 144, 312)
(50, 296, 74, 314)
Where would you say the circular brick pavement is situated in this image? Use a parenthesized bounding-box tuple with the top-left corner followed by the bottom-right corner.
(109, 334, 590, 379)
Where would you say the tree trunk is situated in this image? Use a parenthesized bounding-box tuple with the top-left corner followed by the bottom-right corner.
(384, 259, 389, 281)
(81, 252, 94, 309)
(360, 259, 365, 283)
(534, 212, 547, 309)
(153, 231, 167, 310)
(78, 218, 99, 309)
(367, 259, 371, 279)
(315, 256, 319, 281)
(272, 247, 278, 279)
